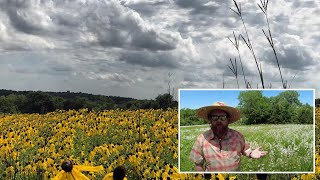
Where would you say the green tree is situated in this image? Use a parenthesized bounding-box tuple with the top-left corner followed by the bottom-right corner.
(64, 96, 92, 110)
(27, 92, 55, 114)
(268, 91, 302, 124)
(295, 103, 313, 124)
(52, 96, 65, 110)
(155, 93, 176, 109)
(0, 96, 17, 113)
(140, 100, 153, 109)
(91, 95, 115, 111)
(0, 94, 28, 113)
(269, 97, 295, 124)
(151, 101, 160, 109)
(238, 91, 271, 124)
(277, 91, 302, 108)
(15, 94, 28, 113)
(180, 108, 204, 126)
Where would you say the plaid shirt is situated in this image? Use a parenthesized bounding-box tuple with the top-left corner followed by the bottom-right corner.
(189, 128, 249, 171)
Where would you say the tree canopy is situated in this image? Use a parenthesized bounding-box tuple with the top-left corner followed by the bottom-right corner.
(0, 90, 177, 114)
(180, 90, 313, 126)
(238, 91, 312, 124)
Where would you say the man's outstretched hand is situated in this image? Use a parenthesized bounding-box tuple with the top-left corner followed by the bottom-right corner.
(250, 147, 268, 159)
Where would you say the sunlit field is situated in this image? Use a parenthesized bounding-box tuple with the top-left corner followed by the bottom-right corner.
(180, 124, 314, 172)
(0, 108, 320, 179)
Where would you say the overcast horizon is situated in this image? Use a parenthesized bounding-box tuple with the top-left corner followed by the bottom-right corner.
(1, 0, 319, 100)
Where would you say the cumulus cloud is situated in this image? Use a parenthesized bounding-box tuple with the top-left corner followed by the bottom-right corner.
(175, 0, 226, 15)
(261, 34, 318, 71)
(120, 0, 168, 16)
(86, 72, 141, 84)
(0, 0, 185, 52)
(0, 0, 319, 99)
(79, 0, 184, 51)
(119, 50, 180, 68)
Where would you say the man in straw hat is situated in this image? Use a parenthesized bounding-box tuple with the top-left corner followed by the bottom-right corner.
(189, 102, 268, 171)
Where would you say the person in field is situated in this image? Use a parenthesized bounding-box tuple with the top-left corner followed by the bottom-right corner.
(189, 102, 268, 171)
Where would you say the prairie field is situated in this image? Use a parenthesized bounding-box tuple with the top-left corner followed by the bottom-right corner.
(0, 109, 183, 179)
(0, 108, 319, 179)
(180, 124, 314, 172)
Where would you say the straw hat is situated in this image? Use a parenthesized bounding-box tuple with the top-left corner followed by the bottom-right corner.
(197, 102, 241, 124)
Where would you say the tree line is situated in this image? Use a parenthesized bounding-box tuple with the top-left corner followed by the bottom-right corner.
(180, 90, 313, 126)
(0, 89, 177, 114)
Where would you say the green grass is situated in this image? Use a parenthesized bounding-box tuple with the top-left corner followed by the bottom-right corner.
(180, 124, 314, 172)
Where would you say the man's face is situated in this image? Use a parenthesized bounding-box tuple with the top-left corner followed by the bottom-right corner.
(208, 109, 229, 136)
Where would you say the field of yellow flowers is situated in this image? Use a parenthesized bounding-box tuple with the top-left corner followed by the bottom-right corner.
(1, 108, 187, 179)
(0, 108, 320, 179)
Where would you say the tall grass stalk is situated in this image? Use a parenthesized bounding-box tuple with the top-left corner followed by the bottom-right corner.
(228, 32, 249, 88)
(258, 0, 286, 89)
(231, 0, 265, 88)
(227, 1, 289, 179)
(228, 57, 240, 88)
(288, 70, 300, 88)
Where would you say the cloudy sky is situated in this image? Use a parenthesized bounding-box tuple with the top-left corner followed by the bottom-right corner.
(0, 0, 319, 99)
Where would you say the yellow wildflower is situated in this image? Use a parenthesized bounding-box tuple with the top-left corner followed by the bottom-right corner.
(229, 176, 237, 180)
(217, 173, 225, 180)
(102, 166, 127, 180)
(52, 160, 103, 180)
(102, 173, 128, 180)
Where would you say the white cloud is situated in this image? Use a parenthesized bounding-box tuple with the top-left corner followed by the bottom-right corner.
(0, 0, 319, 99)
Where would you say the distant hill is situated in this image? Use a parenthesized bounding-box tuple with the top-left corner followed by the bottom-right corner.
(0, 89, 135, 104)
(0, 89, 177, 114)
